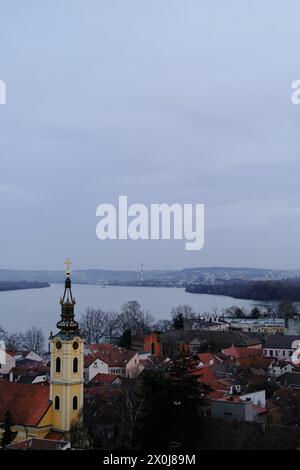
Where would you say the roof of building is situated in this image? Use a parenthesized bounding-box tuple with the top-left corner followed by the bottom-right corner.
(0, 380, 51, 427)
(89, 373, 120, 384)
(211, 395, 267, 416)
(15, 350, 42, 358)
(191, 366, 216, 383)
(84, 343, 137, 368)
(222, 346, 262, 359)
(269, 360, 294, 369)
(13, 365, 49, 375)
(162, 330, 262, 348)
(15, 358, 45, 368)
(238, 356, 272, 369)
(264, 335, 300, 349)
(5, 438, 69, 450)
(86, 343, 113, 354)
(197, 353, 214, 365)
(5, 351, 17, 358)
(17, 374, 47, 384)
(206, 390, 228, 399)
(213, 395, 244, 403)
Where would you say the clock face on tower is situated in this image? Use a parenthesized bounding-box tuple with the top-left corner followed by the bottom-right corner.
(56, 341, 62, 350)
(73, 341, 79, 350)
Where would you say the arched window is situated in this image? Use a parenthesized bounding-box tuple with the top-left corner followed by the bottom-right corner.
(73, 357, 78, 373)
(54, 395, 60, 410)
(73, 395, 78, 410)
(56, 357, 61, 373)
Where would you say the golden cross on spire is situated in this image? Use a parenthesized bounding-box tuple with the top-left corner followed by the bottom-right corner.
(65, 258, 72, 277)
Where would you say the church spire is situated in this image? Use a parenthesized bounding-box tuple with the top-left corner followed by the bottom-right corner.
(56, 258, 79, 335)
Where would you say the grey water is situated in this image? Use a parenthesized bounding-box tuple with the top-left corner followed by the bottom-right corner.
(0, 284, 262, 336)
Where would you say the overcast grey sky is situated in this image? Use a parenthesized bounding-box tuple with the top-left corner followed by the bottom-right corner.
(0, 1, 300, 271)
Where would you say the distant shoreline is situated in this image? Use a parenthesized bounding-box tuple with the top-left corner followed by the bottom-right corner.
(0, 281, 50, 292)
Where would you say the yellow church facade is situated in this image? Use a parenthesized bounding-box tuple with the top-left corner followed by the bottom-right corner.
(50, 335, 84, 431)
(49, 258, 84, 432)
(0, 260, 84, 443)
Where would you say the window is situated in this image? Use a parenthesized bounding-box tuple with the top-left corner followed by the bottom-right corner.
(73, 357, 78, 373)
(283, 350, 285, 356)
(56, 357, 61, 373)
(73, 395, 78, 410)
(54, 395, 60, 410)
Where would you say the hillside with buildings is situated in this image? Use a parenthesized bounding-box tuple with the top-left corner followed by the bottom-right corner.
(1, 270, 300, 450)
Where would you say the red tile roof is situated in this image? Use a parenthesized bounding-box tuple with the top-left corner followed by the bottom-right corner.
(85, 344, 136, 368)
(191, 366, 216, 383)
(0, 379, 51, 427)
(89, 373, 120, 384)
(87, 343, 113, 353)
(215, 396, 244, 403)
(238, 356, 272, 369)
(206, 390, 227, 399)
(197, 353, 214, 365)
(222, 346, 262, 359)
(5, 351, 17, 358)
(13, 365, 49, 375)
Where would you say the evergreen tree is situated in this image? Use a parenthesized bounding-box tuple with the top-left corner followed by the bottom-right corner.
(250, 307, 261, 319)
(118, 329, 132, 349)
(138, 353, 204, 450)
(172, 313, 184, 329)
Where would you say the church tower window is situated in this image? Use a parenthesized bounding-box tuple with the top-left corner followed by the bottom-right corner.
(54, 396, 60, 410)
(73, 357, 78, 373)
(73, 396, 78, 410)
(56, 357, 61, 373)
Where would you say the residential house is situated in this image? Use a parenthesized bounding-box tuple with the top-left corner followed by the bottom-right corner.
(162, 330, 262, 356)
(211, 390, 267, 423)
(14, 351, 44, 364)
(268, 361, 295, 377)
(227, 318, 284, 334)
(222, 345, 262, 366)
(0, 351, 16, 377)
(263, 335, 300, 360)
(88, 373, 121, 386)
(84, 343, 139, 382)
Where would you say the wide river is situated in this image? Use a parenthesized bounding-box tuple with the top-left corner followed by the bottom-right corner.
(0, 284, 263, 336)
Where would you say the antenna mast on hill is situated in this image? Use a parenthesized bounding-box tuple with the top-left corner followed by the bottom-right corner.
(140, 263, 144, 286)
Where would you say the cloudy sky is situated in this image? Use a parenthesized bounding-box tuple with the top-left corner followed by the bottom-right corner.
(0, 1, 300, 271)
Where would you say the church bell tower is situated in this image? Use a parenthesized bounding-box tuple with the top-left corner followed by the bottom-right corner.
(49, 259, 84, 432)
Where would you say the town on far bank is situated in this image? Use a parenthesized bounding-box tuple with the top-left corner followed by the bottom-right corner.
(1, 263, 300, 450)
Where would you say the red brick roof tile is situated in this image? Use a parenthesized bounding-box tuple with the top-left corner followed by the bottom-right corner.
(89, 373, 120, 384)
(0, 379, 51, 427)
(85, 344, 136, 368)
